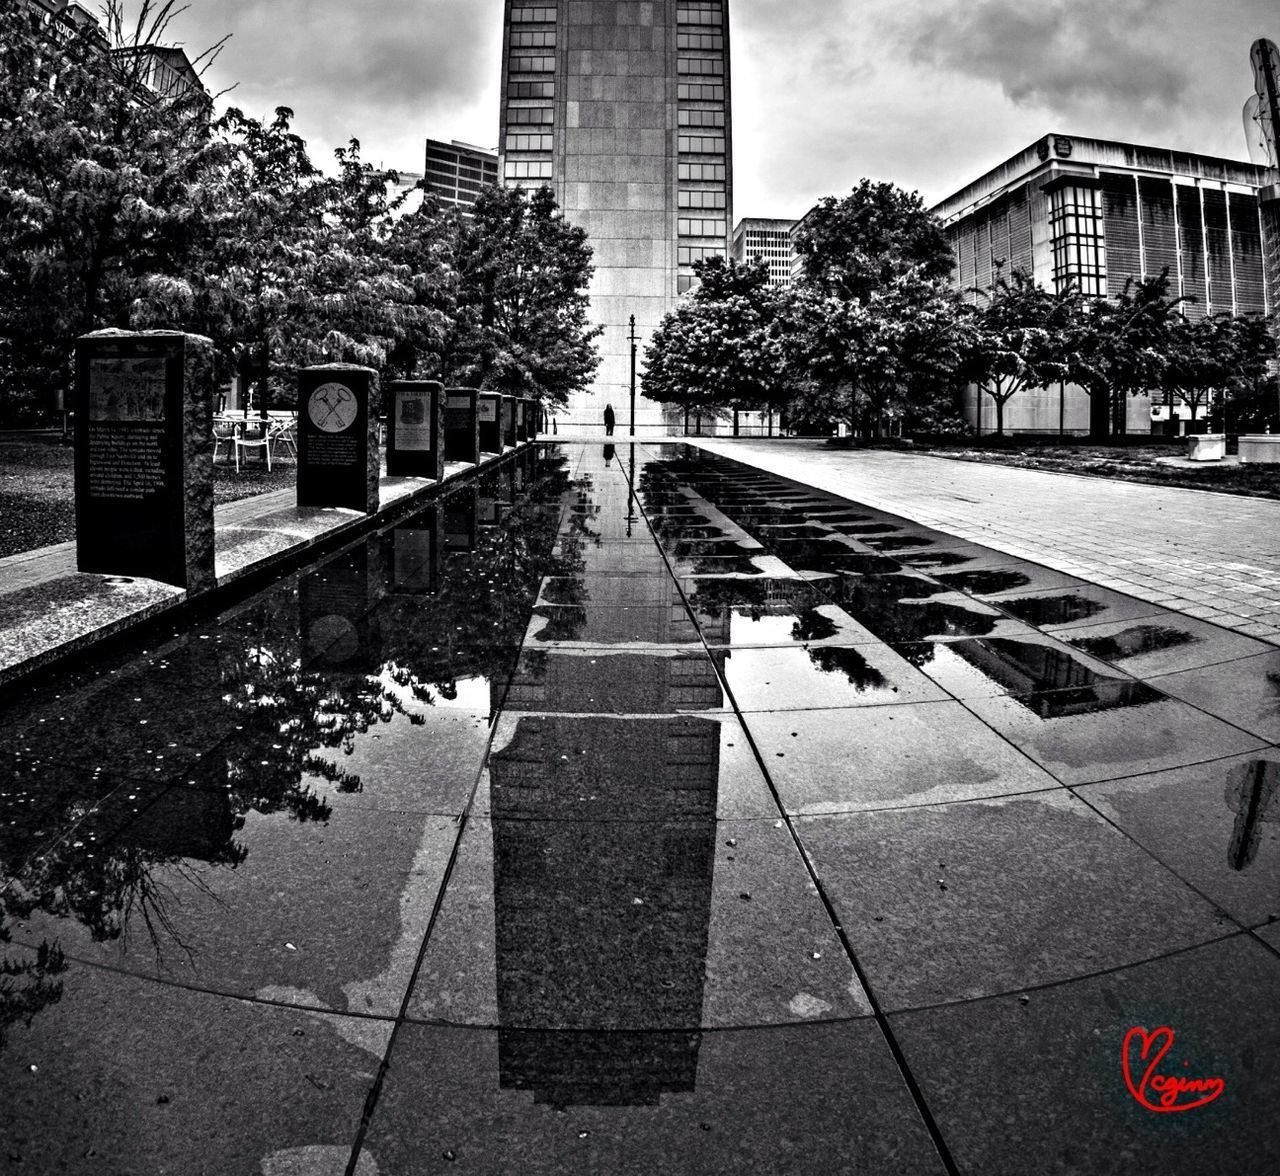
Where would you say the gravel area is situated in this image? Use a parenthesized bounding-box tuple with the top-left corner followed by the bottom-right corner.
(0, 434, 297, 559)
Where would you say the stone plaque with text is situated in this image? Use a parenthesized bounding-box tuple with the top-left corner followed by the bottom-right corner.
(74, 330, 215, 591)
(386, 380, 444, 479)
(443, 387, 480, 464)
(297, 365, 379, 513)
(478, 392, 502, 454)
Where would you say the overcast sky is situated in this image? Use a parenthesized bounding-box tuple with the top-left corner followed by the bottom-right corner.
(169, 0, 1278, 217)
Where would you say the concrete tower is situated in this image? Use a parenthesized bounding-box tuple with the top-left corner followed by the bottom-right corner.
(499, 1, 733, 432)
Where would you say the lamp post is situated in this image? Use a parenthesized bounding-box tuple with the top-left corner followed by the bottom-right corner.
(628, 313, 637, 437)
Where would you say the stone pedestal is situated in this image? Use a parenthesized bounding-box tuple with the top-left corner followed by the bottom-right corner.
(478, 393, 503, 454)
(1186, 433, 1226, 462)
(1238, 434, 1280, 464)
(443, 387, 480, 465)
(515, 399, 529, 444)
(385, 380, 444, 479)
(502, 396, 518, 449)
(73, 329, 215, 591)
(297, 365, 380, 513)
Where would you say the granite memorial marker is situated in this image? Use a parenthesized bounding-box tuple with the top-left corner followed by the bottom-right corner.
(297, 364, 380, 513)
(443, 387, 480, 465)
(386, 379, 444, 480)
(478, 392, 502, 454)
(74, 329, 215, 591)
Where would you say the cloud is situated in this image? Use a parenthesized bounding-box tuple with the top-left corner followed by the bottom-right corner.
(897, 0, 1193, 112)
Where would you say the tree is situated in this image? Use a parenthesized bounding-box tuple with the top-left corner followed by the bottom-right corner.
(1070, 269, 1186, 437)
(960, 268, 1082, 437)
(0, 0, 223, 420)
(782, 274, 967, 437)
(1168, 312, 1277, 430)
(792, 179, 954, 302)
(450, 184, 601, 407)
(640, 256, 785, 423)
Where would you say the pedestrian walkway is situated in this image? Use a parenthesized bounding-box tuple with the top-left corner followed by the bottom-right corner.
(1, 441, 1276, 1175)
(690, 438, 1280, 644)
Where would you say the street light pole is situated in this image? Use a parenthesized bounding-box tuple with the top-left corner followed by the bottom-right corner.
(628, 313, 637, 437)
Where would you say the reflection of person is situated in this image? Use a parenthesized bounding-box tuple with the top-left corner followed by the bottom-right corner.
(603, 403, 615, 436)
(603, 443, 615, 466)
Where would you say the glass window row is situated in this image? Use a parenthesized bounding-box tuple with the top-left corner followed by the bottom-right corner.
(507, 106, 554, 125)
(678, 135, 725, 154)
(678, 217, 727, 237)
(506, 133, 553, 152)
(677, 82, 724, 101)
(677, 32, 724, 50)
(677, 57, 724, 76)
(678, 109, 724, 128)
(678, 190, 726, 209)
(677, 3, 722, 25)
(505, 160, 553, 180)
(510, 6, 556, 22)
(509, 54, 555, 73)
(678, 246, 724, 265)
(508, 80, 554, 98)
(679, 162, 726, 181)
(510, 30, 555, 47)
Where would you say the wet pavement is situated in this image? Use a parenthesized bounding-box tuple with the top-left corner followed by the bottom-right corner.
(1, 442, 1278, 1174)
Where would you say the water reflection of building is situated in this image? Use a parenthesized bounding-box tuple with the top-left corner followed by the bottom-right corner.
(489, 714, 720, 1106)
(504, 651, 723, 714)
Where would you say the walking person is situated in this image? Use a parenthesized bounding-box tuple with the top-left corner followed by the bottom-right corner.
(603, 403, 615, 437)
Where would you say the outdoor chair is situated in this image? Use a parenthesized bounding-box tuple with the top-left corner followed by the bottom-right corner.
(232, 419, 272, 472)
(267, 412, 297, 460)
(212, 417, 238, 465)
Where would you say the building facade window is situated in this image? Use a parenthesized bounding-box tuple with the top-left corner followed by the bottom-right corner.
(506, 133, 553, 152)
(505, 160, 553, 180)
(677, 109, 724, 128)
(677, 82, 724, 101)
(510, 6, 556, 21)
(508, 80, 554, 98)
(678, 134, 725, 154)
(509, 54, 555, 73)
(678, 217, 727, 237)
(678, 190, 726, 209)
(507, 107, 554, 125)
(679, 162, 726, 181)
(678, 274, 697, 294)
(677, 3, 722, 25)
(677, 32, 724, 50)
(677, 56, 723, 75)
(510, 29, 556, 47)
(1049, 184, 1106, 296)
(678, 245, 724, 265)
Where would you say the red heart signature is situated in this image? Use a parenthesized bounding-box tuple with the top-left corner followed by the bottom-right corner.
(1122, 1026, 1225, 1113)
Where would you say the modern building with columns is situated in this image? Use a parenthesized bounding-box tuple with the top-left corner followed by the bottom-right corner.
(932, 134, 1280, 435)
(498, 0, 734, 432)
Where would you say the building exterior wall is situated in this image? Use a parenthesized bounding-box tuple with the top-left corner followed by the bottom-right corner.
(934, 134, 1279, 434)
(423, 140, 499, 214)
(499, 0, 733, 432)
(730, 217, 795, 288)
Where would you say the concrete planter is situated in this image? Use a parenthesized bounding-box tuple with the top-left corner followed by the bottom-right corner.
(1238, 434, 1280, 464)
(1186, 433, 1226, 462)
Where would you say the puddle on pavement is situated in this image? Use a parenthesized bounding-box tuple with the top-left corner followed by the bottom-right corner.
(936, 569, 1033, 595)
(1067, 623, 1199, 661)
(997, 593, 1110, 626)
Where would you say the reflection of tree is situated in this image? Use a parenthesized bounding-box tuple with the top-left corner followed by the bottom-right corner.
(1067, 624, 1197, 662)
(936, 569, 1032, 595)
(996, 594, 1108, 627)
(807, 646, 888, 691)
(0, 935, 65, 1052)
(0, 450, 582, 1019)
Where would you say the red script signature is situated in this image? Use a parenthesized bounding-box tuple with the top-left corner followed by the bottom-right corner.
(1122, 1026, 1225, 1113)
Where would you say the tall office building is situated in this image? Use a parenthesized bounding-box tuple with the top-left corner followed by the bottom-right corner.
(499, 1, 733, 431)
(423, 139, 499, 214)
(731, 217, 796, 288)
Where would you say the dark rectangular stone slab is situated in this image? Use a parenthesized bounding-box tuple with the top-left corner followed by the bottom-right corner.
(74, 330, 215, 591)
(297, 365, 379, 513)
(385, 379, 444, 479)
(443, 387, 480, 464)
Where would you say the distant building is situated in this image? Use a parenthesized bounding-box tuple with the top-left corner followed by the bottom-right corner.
(22, 0, 203, 101)
(931, 134, 1280, 434)
(730, 217, 796, 288)
(423, 139, 499, 214)
(498, 0, 735, 432)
